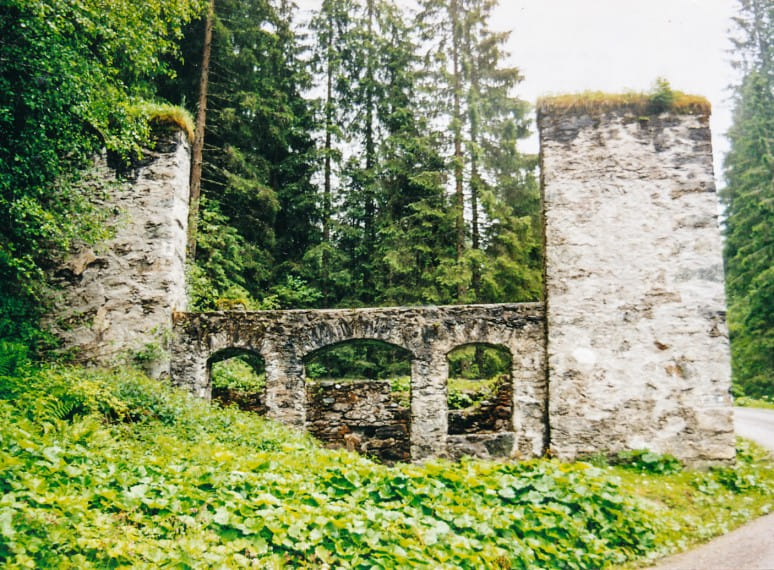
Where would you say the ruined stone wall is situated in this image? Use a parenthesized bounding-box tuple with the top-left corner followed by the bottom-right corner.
(448, 379, 513, 435)
(170, 303, 547, 462)
(306, 380, 410, 463)
(47, 130, 190, 377)
(539, 108, 735, 465)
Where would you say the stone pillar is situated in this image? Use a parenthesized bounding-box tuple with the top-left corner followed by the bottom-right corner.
(169, 345, 210, 399)
(263, 349, 306, 428)
(410, 354, 448, 460)
(539, 100, 735, 465)
(510, 343, 548, 458)
(46, 129, 191, 377)
(168, 313, 210, 398)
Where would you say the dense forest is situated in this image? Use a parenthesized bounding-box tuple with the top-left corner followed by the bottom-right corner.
(0, 0, 770, 398)
(156, 0, 541, 313)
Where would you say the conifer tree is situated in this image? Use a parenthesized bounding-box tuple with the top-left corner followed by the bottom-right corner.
(164, 0, 319, 307)
(418, 0, 540, 303)
(371, 3, 457, 305)
(722, 0, 773, 397)
(307, 0, 356, 303)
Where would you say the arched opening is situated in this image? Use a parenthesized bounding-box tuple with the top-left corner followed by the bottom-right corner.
(303, 339, 413, 463)
(208, 348, 267, 415)
(446, 343, 513, 435)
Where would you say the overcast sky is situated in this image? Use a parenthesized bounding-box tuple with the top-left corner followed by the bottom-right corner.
(295, 0, 739, 184)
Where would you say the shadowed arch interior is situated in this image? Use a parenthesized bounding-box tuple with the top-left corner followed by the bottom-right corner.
(303, 339, 414, 463)
(446, 343, 513, 436)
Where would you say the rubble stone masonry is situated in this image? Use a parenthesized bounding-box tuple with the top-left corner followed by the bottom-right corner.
(539, 107, 735, 465)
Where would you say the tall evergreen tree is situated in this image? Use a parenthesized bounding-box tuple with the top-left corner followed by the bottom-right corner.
(335, 0, 399, 304)
(307, 0, 357, 303)
(371, 3, 457, 305)
(418, 0, 540, 303)
(722, 0, 773, 397)
(163, 0, 319, 308)
(307, 0, 457, 307)
(187, 0, 215, 260)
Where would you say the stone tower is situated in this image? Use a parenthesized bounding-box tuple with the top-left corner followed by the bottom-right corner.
(538, 96, 735, 465)
(46, 128, 190, 377)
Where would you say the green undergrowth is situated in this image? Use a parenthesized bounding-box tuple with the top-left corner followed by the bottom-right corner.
(615, 439, 774, 567)
(211, 356, 266, 394)
(735, 395, 774, 410)
(1, 344, 773, 568)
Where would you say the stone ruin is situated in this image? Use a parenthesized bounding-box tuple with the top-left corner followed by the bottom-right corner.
(49, 99, 735, 466)
(170, 304, 547, 462)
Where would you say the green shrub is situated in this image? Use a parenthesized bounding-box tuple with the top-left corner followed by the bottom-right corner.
(735, 395, 774, 410)
(211, 357, 266, 393)
(613, 449, 683, 475)
(649, 77, 676, 113)
(0, 363, 664, 568)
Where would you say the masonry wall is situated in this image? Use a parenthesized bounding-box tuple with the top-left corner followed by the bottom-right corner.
(539, 108, 735, 465)
(47, 129, 190, 377)
(306, 380, 411, 463)
(170, 303, 547, 462)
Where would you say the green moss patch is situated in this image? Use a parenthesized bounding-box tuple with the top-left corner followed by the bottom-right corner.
(133, 102, 195, 141)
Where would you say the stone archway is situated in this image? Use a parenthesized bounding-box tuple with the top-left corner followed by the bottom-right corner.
(170, 303, 546, 461)
(445, 343, 515, 460)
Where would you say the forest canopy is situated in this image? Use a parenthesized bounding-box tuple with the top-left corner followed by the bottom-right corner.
(0, 0, 541, 350)
(0, 0, 768, 399)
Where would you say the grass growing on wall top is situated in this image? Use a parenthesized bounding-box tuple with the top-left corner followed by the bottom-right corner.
(134, 102, 196, 141)
(537, 79, 711, 117)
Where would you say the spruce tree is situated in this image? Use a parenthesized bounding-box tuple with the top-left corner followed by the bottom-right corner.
(418, 0, 540, 304)
(307, 0, 356, 303)
(164, 0, 319, 308)
(721, 0, 773, 397)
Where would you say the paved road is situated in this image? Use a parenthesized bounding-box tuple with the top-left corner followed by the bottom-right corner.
(647, 407, 774, 570)
(735, 407, 774, 453)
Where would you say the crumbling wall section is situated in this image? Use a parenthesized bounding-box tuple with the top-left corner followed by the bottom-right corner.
(539, 107, 735, 465)
(47, 130, 190, 377)
(170, 303, 547, 462)
(306, 380, 410, 463)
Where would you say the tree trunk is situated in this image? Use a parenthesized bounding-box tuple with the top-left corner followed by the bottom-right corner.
(363, 0, 377, 300)
(186, 0, 215, 260)
(451, 0, 465, 299)
(322, 16, 334, 304)
(468, 31, 482, 301)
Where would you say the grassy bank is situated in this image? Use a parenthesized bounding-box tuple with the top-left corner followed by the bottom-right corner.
(1, 345, 772, 568)
(735, 396, 774, 410)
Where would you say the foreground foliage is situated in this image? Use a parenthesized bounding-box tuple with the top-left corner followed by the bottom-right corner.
(735, 395, 774, 410)
(1, 348, 772, 567)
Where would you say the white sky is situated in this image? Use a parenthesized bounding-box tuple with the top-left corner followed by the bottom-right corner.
(295, 0, 739, 184)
